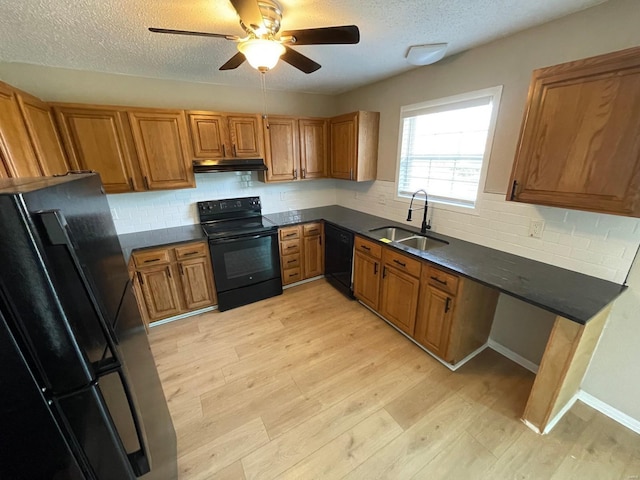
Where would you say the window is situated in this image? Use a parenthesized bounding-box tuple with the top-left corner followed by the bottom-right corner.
(396, 86, 502, 208)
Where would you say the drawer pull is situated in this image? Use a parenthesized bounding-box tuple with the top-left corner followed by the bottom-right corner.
(288, 272, 299, 278)
(143, 258, 161, 263)
(393, 259, 407, 267)
(182, 251, 199, 256)
(286, 245, 296, 250)
(430, 276, 447, 285)
(445, 297, 451, 313)
(360, 245, 371, 251)
(287, 259, 296, 264)
(382, 266, 387, 279)
(285, 232, 297, 237)
(137, 271, 143, 285)
(166, 266, 172, 278)
(374, 262, 378, 275)
(308, 229, 319, 234)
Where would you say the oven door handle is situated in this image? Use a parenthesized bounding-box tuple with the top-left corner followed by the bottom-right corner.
(209, 233, 276, 244)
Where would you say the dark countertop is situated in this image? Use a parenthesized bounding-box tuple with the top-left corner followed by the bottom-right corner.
(264, 206, 627, 324)
(118, 225, 206, 263)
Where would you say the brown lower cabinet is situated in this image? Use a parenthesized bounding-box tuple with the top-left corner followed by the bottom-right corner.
(130, 241, 216, 328)
(353, 235, 499, 365)
(279, 222, 324, 285)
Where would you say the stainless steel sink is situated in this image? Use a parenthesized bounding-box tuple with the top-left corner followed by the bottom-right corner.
(397, 235, 448, 251)
(368, 226, 416, 241)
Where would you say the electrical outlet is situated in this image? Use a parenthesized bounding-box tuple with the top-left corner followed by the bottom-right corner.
(377, 194, 386, 205)
(279, 192, 286, 201)
(529, 219, 545, 238)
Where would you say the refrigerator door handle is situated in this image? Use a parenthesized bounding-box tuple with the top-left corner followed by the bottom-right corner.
(37, 210, 121, 353)
(114, 368, 151, 476)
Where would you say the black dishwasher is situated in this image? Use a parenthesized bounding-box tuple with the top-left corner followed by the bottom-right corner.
(324, 222, 355, 299)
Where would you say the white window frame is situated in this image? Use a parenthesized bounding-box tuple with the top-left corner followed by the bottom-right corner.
(394, 85, 503, 214)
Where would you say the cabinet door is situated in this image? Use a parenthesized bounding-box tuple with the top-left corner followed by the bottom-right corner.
(329, 113, 356, 180)
(179, 257, 217, 310)
(55, 106, 139, 193)
(302, 235, 323, 279)
(187, 113, 229, 158)
(299, 118, 327, 179)
(264, 116, 299, 182)
(509, 47, 640, 217)
(128, 110, 195, 190)
(138, 264, 183, 322)
(379, 264, 420, 335)
(353, 250, 381, 311)
(227, 115, 263, 157)
(16, 93, 70, 176)
(415, 285, 454, 360)
(0, 83, 42, 177)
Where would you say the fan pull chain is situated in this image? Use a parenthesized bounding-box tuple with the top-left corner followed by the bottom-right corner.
(260, 72, 270, 129)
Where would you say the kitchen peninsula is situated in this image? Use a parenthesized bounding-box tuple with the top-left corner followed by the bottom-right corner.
(119, 205, 625, 434)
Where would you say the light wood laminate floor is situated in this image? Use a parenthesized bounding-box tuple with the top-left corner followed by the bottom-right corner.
(148, 280, 640, 479)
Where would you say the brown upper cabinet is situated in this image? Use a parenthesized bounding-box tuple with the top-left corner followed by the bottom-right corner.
(55, 104, 195, 193)
(187, 111, 263, 159)
(128, 109, 195, 190)
(16, 91, 70, 176)
(55, 105, 141, 193)
(0, 82, 43, 178)
(261, 116, 328, 183)
(508, 46, 640, 217)
(329, 111, 379, 182)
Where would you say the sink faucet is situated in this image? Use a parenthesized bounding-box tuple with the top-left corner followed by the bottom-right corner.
(406, 189, 431, 234)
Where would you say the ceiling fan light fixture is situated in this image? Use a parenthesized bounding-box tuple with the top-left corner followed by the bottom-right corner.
(238, 38, 285, 71)
(406, 43, 448, 66)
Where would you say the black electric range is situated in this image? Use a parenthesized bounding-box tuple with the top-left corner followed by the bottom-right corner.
(197, 197, 282, 311)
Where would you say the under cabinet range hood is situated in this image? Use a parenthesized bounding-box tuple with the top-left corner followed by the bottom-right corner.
(193, 158, 268, 173)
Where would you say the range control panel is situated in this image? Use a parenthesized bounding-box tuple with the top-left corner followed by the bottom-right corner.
(197, 197, 262, 222)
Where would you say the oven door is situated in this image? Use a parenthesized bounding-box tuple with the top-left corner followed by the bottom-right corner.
(208, 231, 281, 292)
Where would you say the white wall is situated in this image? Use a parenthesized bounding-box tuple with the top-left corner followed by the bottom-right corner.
(107, 174, 337, 234)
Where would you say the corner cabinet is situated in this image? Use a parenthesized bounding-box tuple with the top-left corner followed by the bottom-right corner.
(508, 46, 640, 217)
(0, 82, 43, 178)
(262, 116, 327, 182)
(130, 241, 216, 327)
(329, 111, 379, 182)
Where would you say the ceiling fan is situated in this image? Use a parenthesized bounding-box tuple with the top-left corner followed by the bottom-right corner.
(148, 0, 360, 74)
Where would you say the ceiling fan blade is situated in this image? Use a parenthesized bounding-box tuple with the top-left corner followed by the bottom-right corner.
(281, 25, 360, 45)
(219, 52, 247, 70)
(148, 27, 238, 41)
(229, 0, 265, 32)
(281, 46, 321, 74)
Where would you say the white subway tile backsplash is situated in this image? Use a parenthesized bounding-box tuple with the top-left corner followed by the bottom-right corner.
(109, 176, 639, 284)
(336, 180, 639, 283)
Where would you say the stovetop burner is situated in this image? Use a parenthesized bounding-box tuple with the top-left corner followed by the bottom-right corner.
(197, 196, 277, 239)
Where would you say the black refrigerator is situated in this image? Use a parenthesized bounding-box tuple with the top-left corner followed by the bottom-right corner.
(0, 174, 177, 480)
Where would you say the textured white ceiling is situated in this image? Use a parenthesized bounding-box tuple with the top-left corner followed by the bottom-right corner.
(0, 0, 607, 95)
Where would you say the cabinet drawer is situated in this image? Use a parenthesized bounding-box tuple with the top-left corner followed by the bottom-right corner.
(355, 236, 382, 259)
(282, 267, 302, 285)
(281, 253, 301, 269)
(279, 226, 301, 241)
(132, 248, 171, 268)
(383, 248, 421, 278)
(280, 239, 300, 255)
(175, 242, 208, 260)
(425, 266, 459, 295)
(303, 222, 323, 237)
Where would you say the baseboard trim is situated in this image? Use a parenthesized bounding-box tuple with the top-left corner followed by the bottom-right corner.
(578, 391, 640, 435)
(358, 301, 488, 372)
(149, 306, 216, 328)
(487, 339, 539, 374)
(283, 275, 324, 290)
